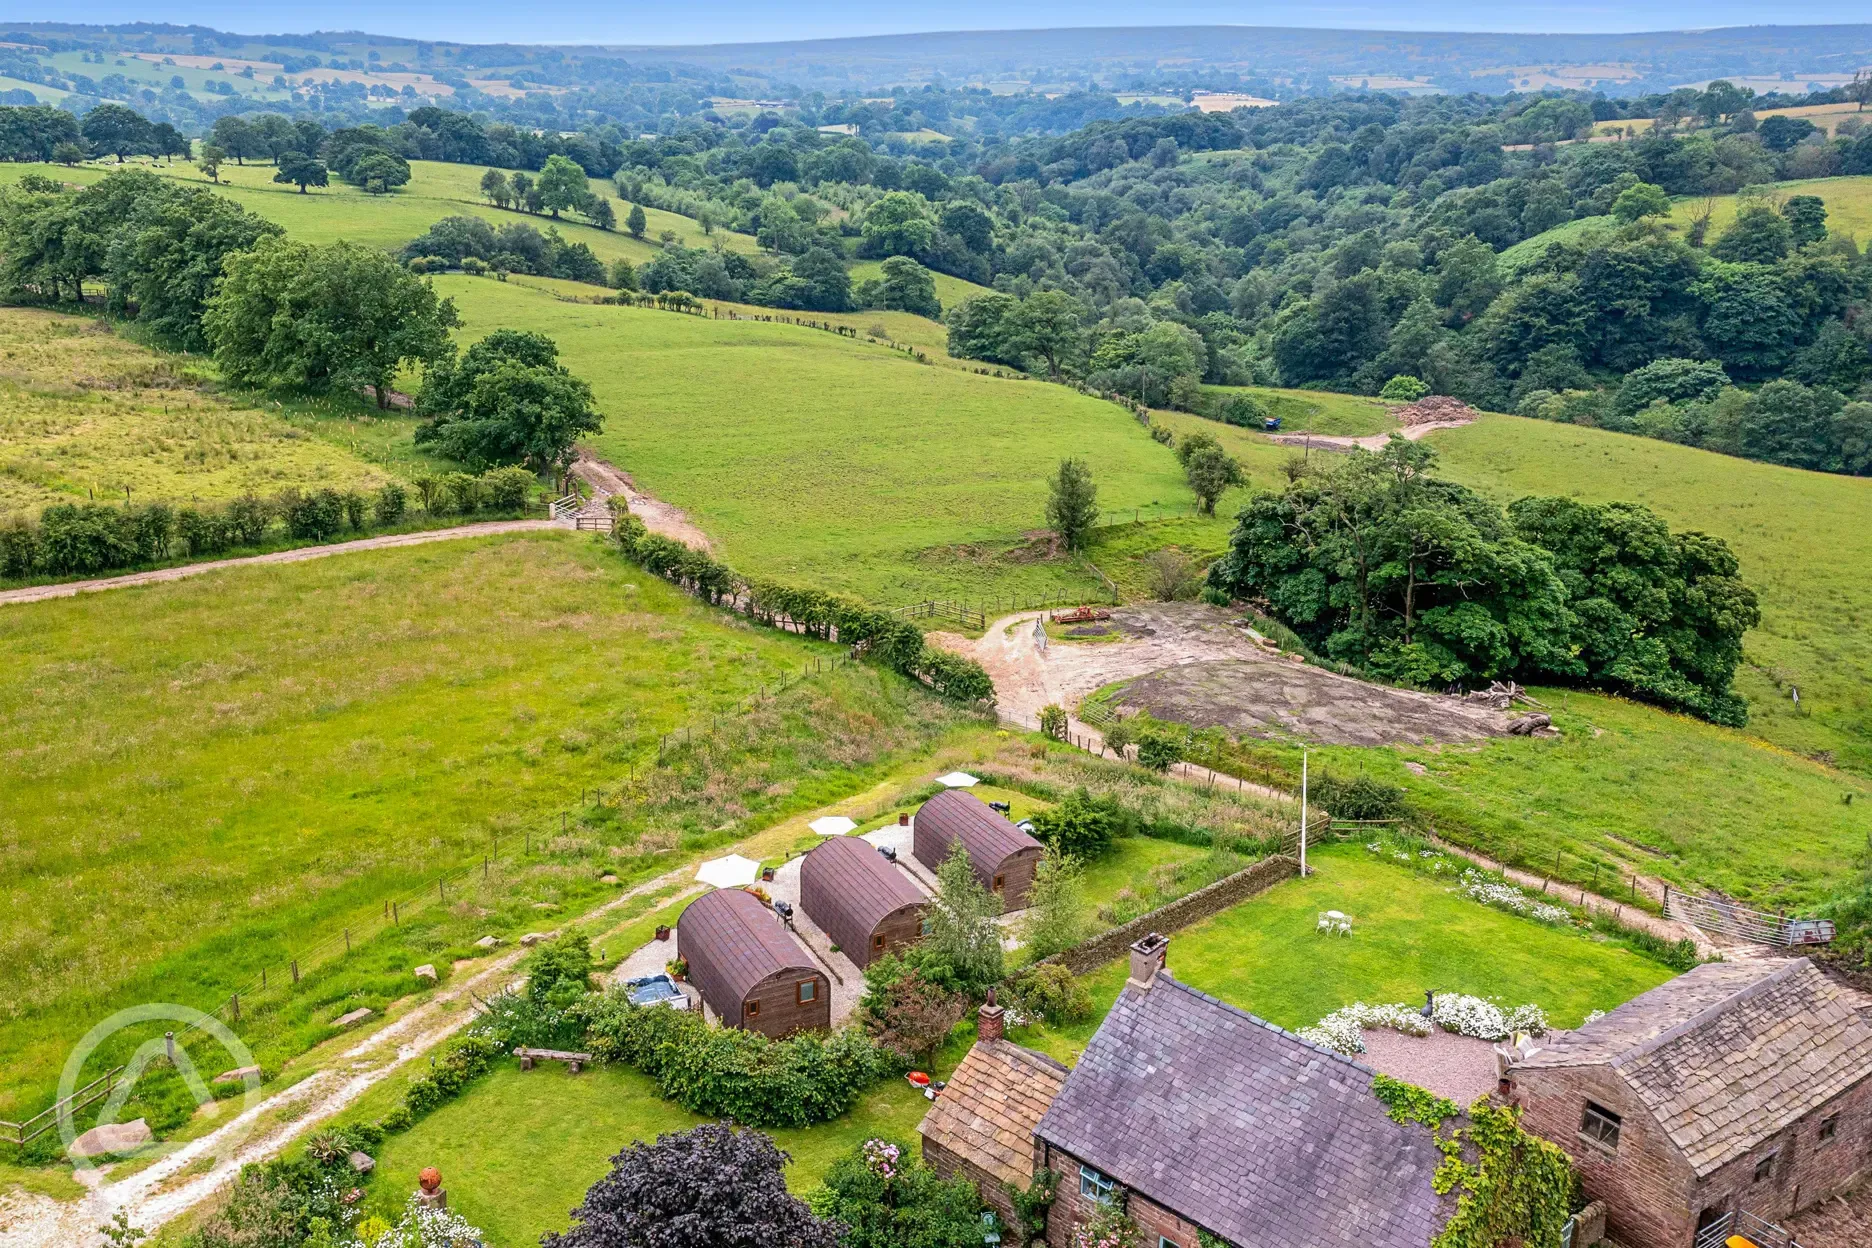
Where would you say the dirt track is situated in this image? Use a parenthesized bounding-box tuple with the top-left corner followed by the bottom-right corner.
(570, 452, 712, 551)
(0, 521, 558, 607)
(1265, 417, 1473, 452)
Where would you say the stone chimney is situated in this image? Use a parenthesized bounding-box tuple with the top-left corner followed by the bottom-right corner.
(1127, 932, 1169, 991)
(977, 988, 1005, 1042)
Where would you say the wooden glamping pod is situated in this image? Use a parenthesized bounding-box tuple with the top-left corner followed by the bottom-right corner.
(912, 789, 1044, 909)
(799, 835, 928, 969)
(678, 887, 830, 1037)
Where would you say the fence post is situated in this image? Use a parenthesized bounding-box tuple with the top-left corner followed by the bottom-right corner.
(393, 902, 399, 925)
(230, 993, 240, 1022)
(291, 960, 300, 985)
(344, 929, 351, 954)
(439, 878, 446, 903)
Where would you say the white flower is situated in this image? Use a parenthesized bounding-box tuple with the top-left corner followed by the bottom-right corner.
(1457, 870, 1571, 925)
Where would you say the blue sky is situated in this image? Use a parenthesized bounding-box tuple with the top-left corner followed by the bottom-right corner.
(9, 2, 1871, 47)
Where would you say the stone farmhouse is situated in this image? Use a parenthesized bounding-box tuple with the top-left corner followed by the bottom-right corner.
(921, 934, 1457, 1247)
(1507, 957, 1872, 1248)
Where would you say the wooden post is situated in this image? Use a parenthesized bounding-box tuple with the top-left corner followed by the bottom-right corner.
(439, 878, 446, 903)
(393, 901, 399, 925)
(230, 993, 240, 1022)
(484, 855, 489, 880)
(345, 928, 351, 954)
(291, 960, 300, 985)
(262, 968, 267, 990)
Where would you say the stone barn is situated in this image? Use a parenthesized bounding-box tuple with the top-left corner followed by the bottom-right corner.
(677, 887, 830, 1038)
(1507, 957, 1872, 1248)
(798, 835, 928, 969)
(912, 789, 1044, 909)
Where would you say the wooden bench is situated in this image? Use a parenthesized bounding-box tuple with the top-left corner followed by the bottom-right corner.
(513, 1046, 593, 1073)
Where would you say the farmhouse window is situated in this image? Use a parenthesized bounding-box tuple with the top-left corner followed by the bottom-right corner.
(1755, 1153, 1777, 1182)
(1820, 1115, 1839, 1143)
(993, 873, 1006, 891)
(798, 980, 818, 1005)
(920, 915, 934, 935)
(1158, 1238, 1183, 1248)
(745, 1000, 760, 1018)
(1079, 1165, 1115, 1203)
(1579, 1102, 1621, 1151)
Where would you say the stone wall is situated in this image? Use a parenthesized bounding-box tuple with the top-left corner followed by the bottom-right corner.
(924, 1136, 1021, 1232)
(1039, 1140, 1208, 1248)
(1042, 853, 1299, 976)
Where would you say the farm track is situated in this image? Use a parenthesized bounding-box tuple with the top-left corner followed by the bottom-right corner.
(0, 521, 558, 607)
(0, 452, 709, 608)
(1264, 417, 1473, 452)
(0, 869, 704, 1248)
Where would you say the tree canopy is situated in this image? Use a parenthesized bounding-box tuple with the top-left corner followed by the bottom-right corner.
(415, 329, 603, 470)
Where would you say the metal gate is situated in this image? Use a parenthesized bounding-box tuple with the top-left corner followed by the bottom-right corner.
(1693, 1209, 1802, 1248)
(1663, 886, 1835, 948)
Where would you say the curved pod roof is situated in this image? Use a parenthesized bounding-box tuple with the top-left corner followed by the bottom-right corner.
(680, 886, 819, 1006)
(800, 835, 926, 950)
(913, 789, 1043, 882)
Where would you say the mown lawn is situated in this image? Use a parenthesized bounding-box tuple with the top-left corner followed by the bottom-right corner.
(0, 532, 972, 1120)
(439, 276, 1194, 604)
(0, 307, 391, 517)
(1012, 843, 1677, 1065)
(353, 844, 1668, 1247)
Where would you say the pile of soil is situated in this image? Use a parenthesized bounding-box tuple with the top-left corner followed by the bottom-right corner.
(1393, 395, 1480, 427)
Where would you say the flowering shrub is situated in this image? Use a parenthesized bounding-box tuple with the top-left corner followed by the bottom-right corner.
(1457, 870, 1573, 925)
(348, 1196, 489, 1247)
(1072, 1201, 1142, 1248)
(1296, 1001, 1432, 1055)
(861, 1138, 902, 1180)
(1298, 996, 1546, 1054)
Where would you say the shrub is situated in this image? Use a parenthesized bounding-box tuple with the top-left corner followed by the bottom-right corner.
(480, 465, 534, 512)
(1219, 393, 1268, 426)
(373, 482, 407, 525)
(1311, 773, 1407, 821)
(858, 966, 965, 1066)
(1380, 374, 1430, 401)
(461, 256, 488, 276)
(1038, 703, 1069, 741)
(576, 993, 898, 1127)
(281, 488, 346, 541)
(1000, 961, 1093, 1025)
(1135, 723, 1186, 772)
(815, 1136, 984, 1248)
(1027, 786, 1122, 859)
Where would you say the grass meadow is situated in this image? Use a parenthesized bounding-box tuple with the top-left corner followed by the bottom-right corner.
(0, 532, 977, 1122)
(0, 157, 744, 270)
(1665, 174, 1872, 243)
(334, 842, 1670, 1248)
(1198, 384, 1399, 436)
(0, 308, 393, 517)
(439, 275, 1194, 604)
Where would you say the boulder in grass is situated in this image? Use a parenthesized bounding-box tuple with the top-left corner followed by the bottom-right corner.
(520, 932, 552, 946)
(600, 874, 620, 885)
(414, 964, 438, 983)
(333, 1007, 373, 1028)
(473, 935, 501, 950)
(349, 1151, 375, 1174)
(68, 1118, 151, 1159)
(214, 1065, 261, 1085)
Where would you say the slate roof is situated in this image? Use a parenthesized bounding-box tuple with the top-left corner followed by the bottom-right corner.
(1035, 974, 1452, 1248)
(678, 887, 820, 1008)
(799, 835, 926, 956)
(912, 789, 1042, 884)
(919, 1039, 1068, 1190)
(1512, 957, 1872, 1176)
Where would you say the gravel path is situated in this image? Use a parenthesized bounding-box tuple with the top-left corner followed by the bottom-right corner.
(1356, 1029, 1500, 1106)
(1265, 417, 1474, 453)
(570, 452, 712, 551)
(0, 521, 559, 607)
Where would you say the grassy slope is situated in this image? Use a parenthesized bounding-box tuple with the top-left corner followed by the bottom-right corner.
(0, 158, 747, 269)
(1198, 385, 1399, 436)
(351, 844, 1668, 1248)
(1666, 175, 1872, 241)
(440, 275, 1193, 603)
(848, 259, 994, 313)
(0, 532, 970, 1117)
(1433, 414, 1872, 775)
(0, 308, 394, 517)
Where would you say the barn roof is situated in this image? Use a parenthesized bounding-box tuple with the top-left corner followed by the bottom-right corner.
(800, 835, 925, 933)
(1512, 958, 1872, 1176)
(915, 789, 1041, 871)
(1036, 973, 1453, 1248)
(679, 887, 819, 1005)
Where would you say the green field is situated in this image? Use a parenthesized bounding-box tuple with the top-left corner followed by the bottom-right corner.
(0, 158, 745, 271)
(1666, 175, 1872, 244)
(1199, 385, 1399, 436)
(0, 307, 396, 518)
(849, 259, 994, 314)
(440, 275, 1195, 603)
(0, 532, 973, 1119)
(342, 843, 1669, 1248)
